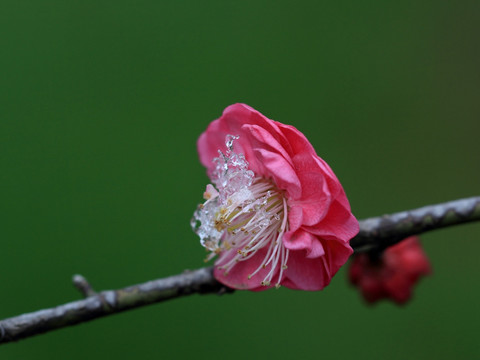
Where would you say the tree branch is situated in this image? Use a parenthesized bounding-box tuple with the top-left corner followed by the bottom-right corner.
(1, 196, 479, 345)
(0, 267, 230, 345)
(351, 196, 480, 252)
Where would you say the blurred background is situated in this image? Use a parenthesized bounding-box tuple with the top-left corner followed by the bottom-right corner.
(1, 1, 479, 359)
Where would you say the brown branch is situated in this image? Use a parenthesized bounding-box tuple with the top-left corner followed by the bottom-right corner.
(0, 196, 479, 345)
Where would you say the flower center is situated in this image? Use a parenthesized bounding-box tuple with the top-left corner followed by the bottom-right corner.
(191, 135, 290, 288)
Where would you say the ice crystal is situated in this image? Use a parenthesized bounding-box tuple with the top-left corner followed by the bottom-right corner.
(192, 135, 289, 287)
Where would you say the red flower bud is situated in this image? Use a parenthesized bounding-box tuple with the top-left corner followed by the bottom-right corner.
(349, 236, 431, 304)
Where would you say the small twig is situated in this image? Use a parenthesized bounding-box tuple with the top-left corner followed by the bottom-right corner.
(72, 274, 97, 297)
(0, 196, 478, 345)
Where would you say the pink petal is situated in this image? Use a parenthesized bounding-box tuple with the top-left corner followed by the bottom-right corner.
(287, 205, 303, 233)
(252, 147, 301, 198)
(323, 238, 354, 275)
(304, 198, 360, 242)
(276, 121, 317, 157)
(288, 170, 331, 226)
(282, 250, 330, 291)
(213, 247, 276, 291)
(283, 230, 321, 254)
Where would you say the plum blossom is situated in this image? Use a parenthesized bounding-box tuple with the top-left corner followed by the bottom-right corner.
(191, 104, 359, 291)
(348, 236, 431, 304)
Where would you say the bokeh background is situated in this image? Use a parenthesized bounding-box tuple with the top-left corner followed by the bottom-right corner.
(1, 1, 479, 359)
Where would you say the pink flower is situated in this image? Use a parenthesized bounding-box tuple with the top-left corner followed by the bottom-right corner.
(349, 236, 431, 304)
(191, 104, 359, 291)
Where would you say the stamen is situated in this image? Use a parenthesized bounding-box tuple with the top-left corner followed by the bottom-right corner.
(191, 135, 290, 287)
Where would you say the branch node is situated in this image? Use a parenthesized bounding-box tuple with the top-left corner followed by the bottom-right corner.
(72, 274, 97, 298)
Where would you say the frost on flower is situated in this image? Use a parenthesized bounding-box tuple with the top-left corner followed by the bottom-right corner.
(192, 135, 289, 288)
(192, 104, 359, 291)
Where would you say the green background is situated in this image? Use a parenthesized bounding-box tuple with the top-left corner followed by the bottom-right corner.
(1, 1, 479, 359)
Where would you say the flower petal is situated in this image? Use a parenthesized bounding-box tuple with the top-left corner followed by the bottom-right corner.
(282, 250, 330, 291)
(214, 247, 275, 291)
(252, 147, 301, 198)
(304, 198, 360, 242)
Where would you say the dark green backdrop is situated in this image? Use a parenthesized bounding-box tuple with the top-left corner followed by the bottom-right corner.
(1, 1, 479, 359)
